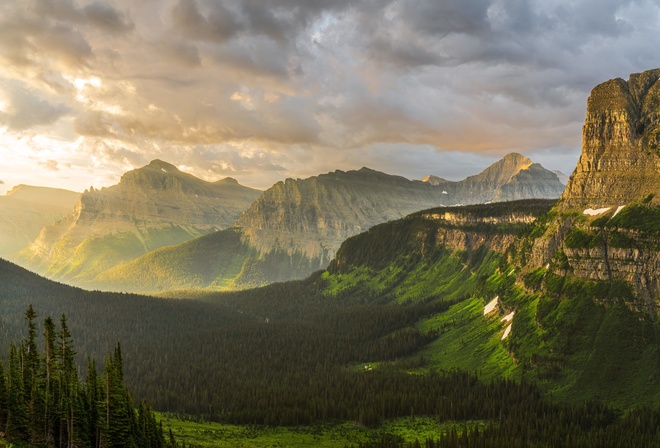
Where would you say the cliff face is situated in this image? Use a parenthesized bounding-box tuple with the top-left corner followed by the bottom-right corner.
(527, 69, 660, 314)
(561, 69, 660, 208)
(330, 199, 554, 273)
(235, 167, 446, 264)
(563, 228, 660, 314)
(18, 160, 261, 283)
(237, 155, 565, 265)
(420, 206, 540, 255)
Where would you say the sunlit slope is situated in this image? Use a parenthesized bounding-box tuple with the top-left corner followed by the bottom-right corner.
(16, 160, 261, 286)
(92, 227, 319, 293)
(0, 185, 80, 258)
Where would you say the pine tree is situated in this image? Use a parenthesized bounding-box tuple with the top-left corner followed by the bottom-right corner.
(85, 357, 102, 448)
(60, 315, 79, 448)
(6, 343, 28, 438)
(23, 305, 42, 444)
(104, 348, 137, 448)
(43, 316, 57, 445)
(0, 359, 7, 432)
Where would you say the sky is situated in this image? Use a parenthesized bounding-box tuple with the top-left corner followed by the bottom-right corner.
(1, 0, 660, 194)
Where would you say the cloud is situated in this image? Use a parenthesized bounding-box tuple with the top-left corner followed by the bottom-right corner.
(34, 0, 133, 33)
(38, 159, 60, 171)
(171, 0, 242, 43)
(0, 86, 70, 131)
(2, 0, 660, 192)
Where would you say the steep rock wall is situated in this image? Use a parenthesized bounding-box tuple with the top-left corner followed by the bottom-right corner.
(561, 69, 660, 208)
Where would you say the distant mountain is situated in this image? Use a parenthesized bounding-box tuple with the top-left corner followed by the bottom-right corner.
(421, 153, 565, 203)
(552, 170, 570, 185)
(16, 160, 261, 285)
(95, 155, 565, 293)
(0, 185, 80, 258)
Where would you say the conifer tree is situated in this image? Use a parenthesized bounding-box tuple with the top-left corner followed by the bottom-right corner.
(23, 305, 42, 444)
(0, 359, 7, 431)
(6, 343, 28, 437)
(43, 316, 56, 445)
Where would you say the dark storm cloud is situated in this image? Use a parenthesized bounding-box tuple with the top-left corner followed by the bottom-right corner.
(171, 0, 242, 43)
(396, 0, 491, 37)
(34, 0, 133, 33)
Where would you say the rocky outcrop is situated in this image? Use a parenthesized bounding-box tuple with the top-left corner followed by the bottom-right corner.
(18, 160, 261, 283)
(421, 201, 552, 254)
(526, 69, 660, 314)
(331, 199, 554, 273)
(560, 69, 660, 208)
(564, 228, 659, 314)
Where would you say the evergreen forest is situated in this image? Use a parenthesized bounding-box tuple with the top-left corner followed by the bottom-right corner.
(0, 305, 174, 448)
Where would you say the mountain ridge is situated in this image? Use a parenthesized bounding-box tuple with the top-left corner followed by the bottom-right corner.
(92, 154, 565, 293)
(16, 161, 262, 285)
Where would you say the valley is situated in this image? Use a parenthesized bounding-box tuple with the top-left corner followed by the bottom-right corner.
(1, 69, 659, 447)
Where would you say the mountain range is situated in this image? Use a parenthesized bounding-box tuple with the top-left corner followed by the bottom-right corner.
(89, 153, 564, 293)
(0, 69, 658, 435)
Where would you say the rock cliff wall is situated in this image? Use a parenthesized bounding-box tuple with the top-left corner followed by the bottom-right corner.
(528, 69, 660, 314)
(561, 69, 660, 208)
(237, 155, 564, 265)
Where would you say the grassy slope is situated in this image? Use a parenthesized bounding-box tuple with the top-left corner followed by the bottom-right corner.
(94, 228, 253, 292)
(94, 228, 324, 293)
(318, 201, 659, 409)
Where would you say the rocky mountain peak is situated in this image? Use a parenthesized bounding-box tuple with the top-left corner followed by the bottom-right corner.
(217, 177, 239, 185)
(147, 159, 179, 171)
(459, 153, 532, 189)
(479, 153, 533, 182)
(561, 68, 660, 208)
(421, 175, 448, 186)
(118, 160, 183, 189)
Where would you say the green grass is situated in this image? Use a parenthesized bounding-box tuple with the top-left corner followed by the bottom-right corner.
(605, 204, 660, 234)
(323, 246, 501, 305)
(158, 414, 486, 447)
(408, 296, 519, 379)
